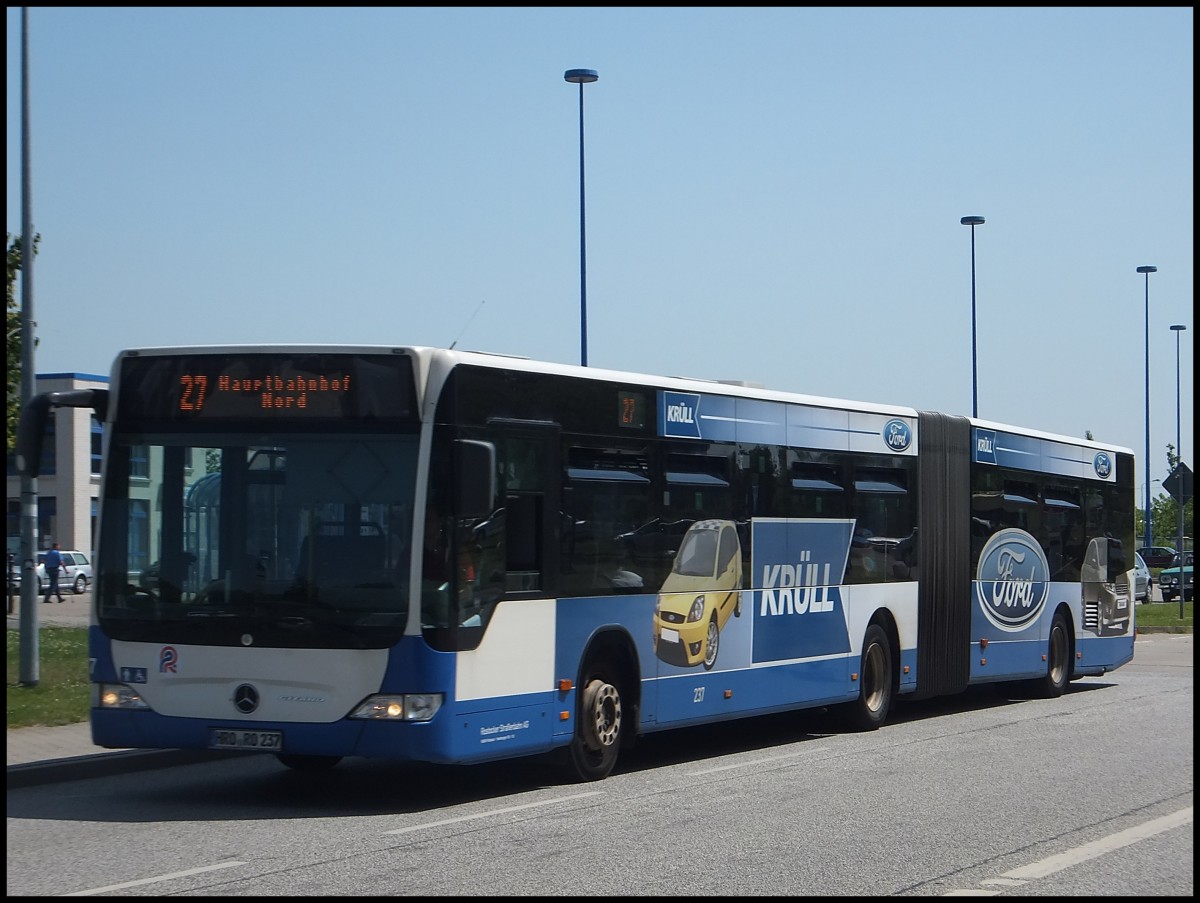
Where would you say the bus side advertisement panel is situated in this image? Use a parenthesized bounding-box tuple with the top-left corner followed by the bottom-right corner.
(551, 517, 920, 731)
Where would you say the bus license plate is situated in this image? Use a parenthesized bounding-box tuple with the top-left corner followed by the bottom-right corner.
(210, 729, 282, 751)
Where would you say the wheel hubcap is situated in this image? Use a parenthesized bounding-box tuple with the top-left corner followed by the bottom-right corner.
(705, 622, 719, 667)
(863, 642, 886, 713)
(1049, 626, 1066, 684)
(585, 682, 620, 749)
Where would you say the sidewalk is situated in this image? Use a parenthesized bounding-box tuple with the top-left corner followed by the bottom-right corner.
(7, 721, 230, 789)
(8, 721, 115, 767)
(6, 588, 91, 629)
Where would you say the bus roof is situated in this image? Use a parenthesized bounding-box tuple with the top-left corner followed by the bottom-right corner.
(109, 343, 1133, 457)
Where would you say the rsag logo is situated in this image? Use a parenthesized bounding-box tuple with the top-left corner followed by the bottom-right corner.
(159, 645, 179, 673)
(883, 419, 912, 452)
(975, 528, 1049, 632)
(1093, 452, 1112, 479)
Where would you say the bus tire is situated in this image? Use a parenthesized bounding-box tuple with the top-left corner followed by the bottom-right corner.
(837, 623, 894, 731)
(1035, 610, 1072, 699)
(563, 669, 623, 782)
(276, 753, 342, 771)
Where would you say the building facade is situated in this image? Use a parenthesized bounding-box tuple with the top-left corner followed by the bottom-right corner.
(6, 372, 109, 558)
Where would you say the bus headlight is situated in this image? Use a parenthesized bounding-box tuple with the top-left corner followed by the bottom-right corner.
(350, 693, 443, 722)
(94, 683, 151, 710)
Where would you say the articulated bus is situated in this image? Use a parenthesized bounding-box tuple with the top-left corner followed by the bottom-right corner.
(16, 346, 1137, 781)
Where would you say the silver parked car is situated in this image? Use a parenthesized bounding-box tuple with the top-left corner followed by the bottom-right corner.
(1133, 552, 1152, 603)
(13, 550, 95, 594)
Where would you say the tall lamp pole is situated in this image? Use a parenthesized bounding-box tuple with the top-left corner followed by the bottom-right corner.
(1138, 265, 1157, 550)
(1170, 323, 1187, 613)
(18, 5, 40, 686)
(961, 216, 985, 417)
(564, 68, 598, 367)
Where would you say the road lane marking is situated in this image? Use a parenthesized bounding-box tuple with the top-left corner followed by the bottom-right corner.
(944, 806, 1193, 895)
(1000, 806, 1193, 880)
(62, 861, 246, 896)
(689, 746, 830, 776)
(382, 791, 603, 835)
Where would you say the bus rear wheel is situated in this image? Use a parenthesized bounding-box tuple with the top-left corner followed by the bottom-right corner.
(836, 623, 894, 731)
(563, 670, 623, 782)
(1034, 610, 1072, 698)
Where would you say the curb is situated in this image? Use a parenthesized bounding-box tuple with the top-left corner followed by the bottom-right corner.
(6, 748, 246, 790)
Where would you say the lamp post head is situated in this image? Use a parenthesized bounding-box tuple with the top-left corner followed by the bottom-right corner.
(960, 216, 985, 226)
(1137, 266, 1158, 274)
(1170, 324, 1186, 333)
(564, 69, 598, 84)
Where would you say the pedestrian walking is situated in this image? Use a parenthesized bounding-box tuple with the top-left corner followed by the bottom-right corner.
(43, 542, 65, 603)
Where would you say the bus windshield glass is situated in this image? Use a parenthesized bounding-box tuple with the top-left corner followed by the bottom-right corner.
(96, 433, 419, 649)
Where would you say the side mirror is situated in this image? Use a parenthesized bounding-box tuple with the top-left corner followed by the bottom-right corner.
(454, 440, 496, 518)
(15, 388, 109, 478)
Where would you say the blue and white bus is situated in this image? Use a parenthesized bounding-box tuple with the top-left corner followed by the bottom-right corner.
(17, 346, 1137, 781)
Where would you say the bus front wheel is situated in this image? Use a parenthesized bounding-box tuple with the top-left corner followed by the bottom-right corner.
(563, 670, 623, 782)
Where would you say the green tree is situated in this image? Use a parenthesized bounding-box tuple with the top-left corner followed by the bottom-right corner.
(6, 231, 40, 451)
(1152, 443, 1194, 550)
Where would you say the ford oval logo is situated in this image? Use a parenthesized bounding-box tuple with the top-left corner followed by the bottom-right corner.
(1093, 452, 1112, 479)
(976, 528, 1049, 632)
(883, 419, 912, 452)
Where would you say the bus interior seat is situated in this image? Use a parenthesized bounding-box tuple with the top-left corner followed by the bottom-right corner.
(295, 523, 385, 585)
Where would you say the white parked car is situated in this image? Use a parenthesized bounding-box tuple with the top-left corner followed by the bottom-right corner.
(27, 550, 95, 594)
(1133, 552, 1152, 603)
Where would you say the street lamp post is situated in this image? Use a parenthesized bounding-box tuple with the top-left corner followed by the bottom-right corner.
(961, 216, 985, 418)
(1138, 265, 1157, 550)
(1170, 323, 1187, 613)
(18, 5, 40, 686)
(565, 68, 598, 367)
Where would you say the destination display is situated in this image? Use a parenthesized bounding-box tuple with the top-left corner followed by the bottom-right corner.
(117, 352, 417, 423)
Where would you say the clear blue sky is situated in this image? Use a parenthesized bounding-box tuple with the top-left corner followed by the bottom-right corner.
(6, 7, 1194, 499)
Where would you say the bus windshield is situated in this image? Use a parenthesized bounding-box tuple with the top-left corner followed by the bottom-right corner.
(96, 433, 419, 649)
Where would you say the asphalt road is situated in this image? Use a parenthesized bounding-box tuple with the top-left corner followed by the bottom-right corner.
(6, 634, 1193, 896)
